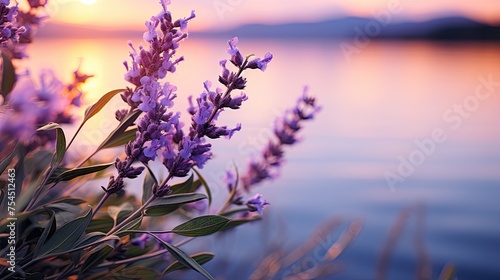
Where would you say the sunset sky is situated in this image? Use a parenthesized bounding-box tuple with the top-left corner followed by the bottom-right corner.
(47, 0, 500, 31)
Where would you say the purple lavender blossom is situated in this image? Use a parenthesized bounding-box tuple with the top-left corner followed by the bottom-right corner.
(0, 1, 25, 45)
(241, 87, 320, 191)
(247, 52, 273, 71)
(188, 38, 272, 140)
(1, 0, 49, 59)
(113, 2, 273, 198)
(0, 70, 77, 150)
(131, 233, 151, 250)
(108, 3, 198, 196)
(246, 194, 270, 215)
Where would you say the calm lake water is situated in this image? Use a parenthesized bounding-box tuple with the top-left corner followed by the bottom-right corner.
(26, 36, 500, 279)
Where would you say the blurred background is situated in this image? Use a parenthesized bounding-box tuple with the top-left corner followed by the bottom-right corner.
(23, 0, 500, 279)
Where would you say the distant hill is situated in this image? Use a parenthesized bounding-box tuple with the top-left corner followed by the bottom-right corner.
(193, 16, 500, 41)
(36, 16, 500, 41)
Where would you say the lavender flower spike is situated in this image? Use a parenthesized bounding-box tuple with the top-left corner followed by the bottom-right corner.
(241, 87, 320, 191)
(246, 194, 270, 215)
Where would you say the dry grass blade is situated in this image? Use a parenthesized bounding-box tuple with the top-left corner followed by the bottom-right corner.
(249, 251, 286, 280)
(281, 217, 342, 267)
(375, 206, 413, 280)
(323, 218, 363, 262)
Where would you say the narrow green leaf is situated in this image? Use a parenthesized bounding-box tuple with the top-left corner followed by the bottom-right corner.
(151, 235, 216, 280)
(38, 123, 66, 167)
(170, 173, 194, 195)
(192, 168, 212, 206)
(81, 244, 114, 273)
(37, 207, 92, 257)
(142, 165, 157, 205)
(0, 144, 17, 174)
(163, 252, 214, 275)
(46, 167, 70, 184)
(100, 128, 138, 150)
(219, 207, 249, 217)
(221, 216, 261, 231)
(1, 51, 17, 98)
(83, 89, 125, 124)
(74, 232, 107, 248)
(69, 235, 119, 254)
(172, 215, 230, 237)
(107, 202, 133, 225)
(118, 266, 160, 279)
(144, 193, 207, 216)
(56, 162, 113, 182)
(24, 272, 45, 280)
(33, 212, 57, 257)
(117, 216, 143, 233)
(97, 109, 142, 152)
(44, 197, 87, 206)
(87, 218, 114, 233)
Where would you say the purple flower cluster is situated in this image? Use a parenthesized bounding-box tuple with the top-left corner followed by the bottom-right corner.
(241, 87, 321, 190)
(188, 38, 272, 140)
(110, 2, 273, 198)
(1, 0, 49, 59)
(246, 194, 270, 215)
(221, 88, 320, 215)
(154, 37, 272, 195)
(0, 0, 25, 45)
(108, 3, 200, 196)
(0, 69, 86, 151)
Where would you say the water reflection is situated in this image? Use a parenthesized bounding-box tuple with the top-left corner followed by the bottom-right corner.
(25, 36, 500, 279)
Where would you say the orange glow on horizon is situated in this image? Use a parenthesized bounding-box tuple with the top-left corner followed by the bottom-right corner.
(45, 0, 500, 32)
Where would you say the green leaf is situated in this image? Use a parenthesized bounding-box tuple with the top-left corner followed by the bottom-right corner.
(117, 266, 160, 279)
(151, 235, 215, 280)
(219, 207, 249, 217)
(46, 167, 70, 183)
(38, 123, 66, 168)
(0, 144, 17, 174)
(97, 109, 142, 152)
(44, 197, 87, 206)
(144, 193, 207, 216)
(24, 272, 45, 280)
(221, 216, 261, 231)
(1, 51, 17, 98)
(81, 244, 114, 273)
(74, 232, 107, 249)
(192, 168, 212, 206)
(107, 202, 133, 226)
(33, 212, 57, 257)
(163, 252, 214, 275)
(83, 89, 125, 124)
(142, 165, 157, 205)
(117, 216, 143, 233)
(172, 215, 230, 237)
(49, 162, 113, 183)
(100, 128, 138, 150)
(170, 173, 195, 195)
(87, 218, 114, 233)
(36, 207, 92, 257)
